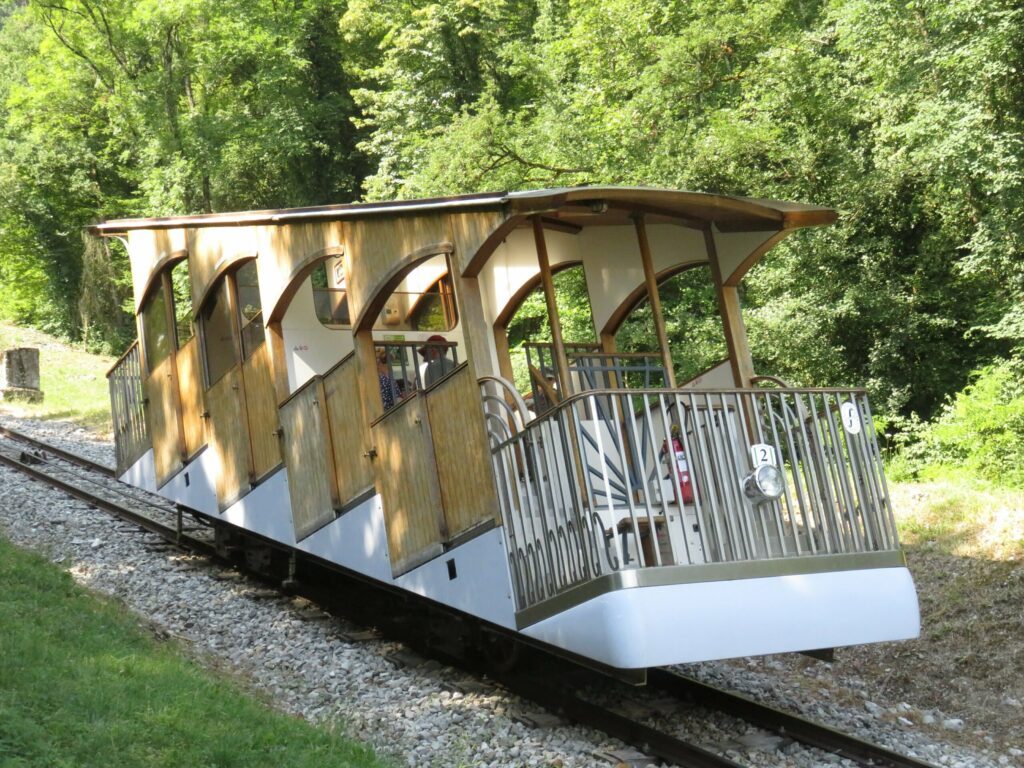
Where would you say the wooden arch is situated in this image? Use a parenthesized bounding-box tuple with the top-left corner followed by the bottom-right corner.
(265, 245, 346, 325)
(599, 261, 712, 341)
(492, 259, 586, 331)
(135, 249, 188, 313)
(353, 242, 455, 332)
(194, 253, 257, 316)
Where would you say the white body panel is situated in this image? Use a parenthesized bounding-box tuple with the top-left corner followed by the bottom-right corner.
(120, 449, 917, 667)
(120, 455, 517, 630)
(520, 566, 920, 668)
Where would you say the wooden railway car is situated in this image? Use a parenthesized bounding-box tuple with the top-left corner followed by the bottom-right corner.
(94, 187, 920, 670)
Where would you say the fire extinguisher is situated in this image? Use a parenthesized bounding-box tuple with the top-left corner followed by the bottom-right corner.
(662, 425, 694, 504)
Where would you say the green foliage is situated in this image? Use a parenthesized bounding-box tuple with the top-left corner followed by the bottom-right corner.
(1, 0, 1022, 429)
(0, 0, 365, 349)
(888, 360, 1024, 488)
(616, 265, 727, 384)
(0, 535, 385, 768)
(349, 0, 1024, 419)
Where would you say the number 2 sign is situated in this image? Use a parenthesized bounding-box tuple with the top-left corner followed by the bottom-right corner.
(750, 443, 776, 467)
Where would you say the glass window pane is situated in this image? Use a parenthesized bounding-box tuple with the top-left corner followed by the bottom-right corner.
(235, 260, 265, 358)
(170, 259, 194, 346)
(141, 284, 171, 373)
(202, 279, 239, 386)
(311, 259, 350, 327)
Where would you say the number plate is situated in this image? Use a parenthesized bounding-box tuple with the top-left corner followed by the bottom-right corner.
(750, 443, 776, 467)
(841, 401, 862, 435)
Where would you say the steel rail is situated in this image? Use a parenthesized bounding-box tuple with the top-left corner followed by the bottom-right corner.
(0, 424, 115, 477)
(496, 673, 746, 768)
(0, 428, 939, 768)
(0, 440, 216, 559)
(648, 669, 940, 768)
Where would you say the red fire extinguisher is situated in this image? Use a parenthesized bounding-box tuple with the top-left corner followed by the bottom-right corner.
(663, 426, 694, 504)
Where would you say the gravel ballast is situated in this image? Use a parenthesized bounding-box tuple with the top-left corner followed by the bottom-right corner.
(0, 415, 1016, 768)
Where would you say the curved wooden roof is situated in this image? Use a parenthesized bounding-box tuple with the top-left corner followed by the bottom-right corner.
(89, 186, 836, 235)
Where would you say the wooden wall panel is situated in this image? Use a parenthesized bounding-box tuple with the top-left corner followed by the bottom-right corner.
(371, 396, 445, 575)
(144, 355, 183, 487)
(207, 367, 251, 507)
(448, 210, 507, 275)
(344, 214, 451, 325)
(280, 381, 337, 540)
(242, 343, 282, 480)
(176, 337, 206, 458)
(425, 366, 500, 539)
(323, 358, 374, 503)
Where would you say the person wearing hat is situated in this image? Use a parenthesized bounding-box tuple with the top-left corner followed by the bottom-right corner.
(419, 334, 455, 388)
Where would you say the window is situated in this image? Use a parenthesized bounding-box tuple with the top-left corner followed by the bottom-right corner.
(311, 256, 350, 327)
(170, 259, 194, 346)
(235, 260, 265, 359)
(372, 254, 457, 333)
(141, 283, 172, 373)
(201, 278, 239, 386)
(615, 264, 727, 383)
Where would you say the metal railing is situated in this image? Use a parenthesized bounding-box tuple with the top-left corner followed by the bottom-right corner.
(375, 340, 460, 406)
(106, 341, 149, 473)
(522, 342, 667, 413)
(484, 384, 900, 611)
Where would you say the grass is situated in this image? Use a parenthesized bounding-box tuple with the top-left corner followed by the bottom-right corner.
(0, 323, 114, 434)
(0, 536, 387, 768)
(890, 472, 1024, 561)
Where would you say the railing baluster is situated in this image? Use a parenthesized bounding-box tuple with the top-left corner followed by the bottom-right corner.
(790, 392, 831, 553)
(806, 392, 847, 553)
(749, 391, 790, 557)
(821, 392, 864, 552)
(483, 384, 902, 612)
(603, 394, 641, 567)
(856, 394, 896, 549)
(673, 394, 712, 564)
(763, 392, 804, 555)
(626, 392, 663, 567)
(640, 393, 682, 564)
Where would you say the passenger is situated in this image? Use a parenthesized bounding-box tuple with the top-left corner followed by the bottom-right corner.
(419, 334, 455, 388)
(376, 349, 401, 410)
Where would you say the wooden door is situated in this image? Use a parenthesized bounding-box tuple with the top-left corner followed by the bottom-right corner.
(280, 380, 338, 540)
(144, 355, 183, 486)
(207, 367, 251, 507)
(176, 337, 206, 458)
(425, 365, 500, 540)
(242, 343, 281, 480)
(370, 395, 446, 575)
(323, 356, 375, 503)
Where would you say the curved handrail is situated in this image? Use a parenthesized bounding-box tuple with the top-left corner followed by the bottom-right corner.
(106, 340, 140, 378)
(477, 375, 532, 426)
(750, 375, 794, 389)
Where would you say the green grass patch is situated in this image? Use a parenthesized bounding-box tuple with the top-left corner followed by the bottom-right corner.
(0, 537, 387, 768)
(0, 323, 114, 434)
(891, 477, 1024, 560)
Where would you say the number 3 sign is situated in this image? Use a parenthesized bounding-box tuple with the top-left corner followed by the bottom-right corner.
(840, 401, 862, 435)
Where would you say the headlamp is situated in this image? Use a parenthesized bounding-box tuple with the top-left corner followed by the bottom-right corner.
(743, 464, 784, 504)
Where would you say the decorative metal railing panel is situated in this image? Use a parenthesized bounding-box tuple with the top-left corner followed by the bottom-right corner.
(522, 343, 667, 413)
(106, 342, 150, 474)
(483, 384, 900, 611)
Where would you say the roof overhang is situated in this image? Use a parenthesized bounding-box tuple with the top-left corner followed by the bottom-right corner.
(88, 186, 836, 237)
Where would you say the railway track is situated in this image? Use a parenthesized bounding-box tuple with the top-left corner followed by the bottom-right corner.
(0, 426, 941, 768)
